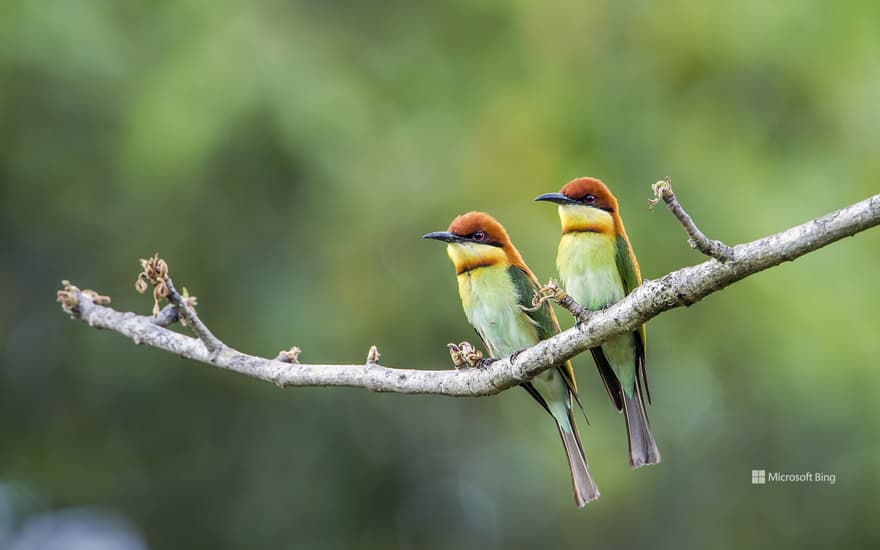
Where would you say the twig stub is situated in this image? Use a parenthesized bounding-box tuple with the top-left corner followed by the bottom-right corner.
(651, 178, 735, 262)
(535, 280, 592, 322)
(447, 342, 484, 369)
(134, 254, 224, 353)
(277, 346, 302, 364)
(136, 253, 169, 317)
(57, 281, 111, 317)
(366, 345, 381, 365)
(57, 280, 81, 316)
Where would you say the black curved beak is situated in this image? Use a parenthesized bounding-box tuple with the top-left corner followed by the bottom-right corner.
(535, 192, 579, 205)
(422, 231, 463, 243)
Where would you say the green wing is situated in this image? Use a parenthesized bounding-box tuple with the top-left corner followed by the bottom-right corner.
(614, 235, 642, 295)
(507, 265, 578, 395)
(614, 235, 650, 402)
(507, 265, 558, 340)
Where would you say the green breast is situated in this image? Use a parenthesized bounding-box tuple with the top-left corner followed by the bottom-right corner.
(457, 265, 539, 357)
(557, 232, 625, 309)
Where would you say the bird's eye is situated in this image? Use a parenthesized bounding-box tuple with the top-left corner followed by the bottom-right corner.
(584, 194, 597, 204)
(473, 231, 486, 242)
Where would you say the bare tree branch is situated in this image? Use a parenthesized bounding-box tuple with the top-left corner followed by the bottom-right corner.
(650, 178, 735, 261)
(57, 189, 880, 396)
(135, 254, 224, 352)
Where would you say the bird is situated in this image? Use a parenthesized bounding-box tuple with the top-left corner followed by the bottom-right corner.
(536, 177, 661, 469)
(424, 211, 599, 507)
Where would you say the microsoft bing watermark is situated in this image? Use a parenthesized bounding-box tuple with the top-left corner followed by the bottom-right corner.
(751, 469, 836, 485)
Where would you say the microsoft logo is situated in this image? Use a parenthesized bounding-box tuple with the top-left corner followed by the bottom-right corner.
(751, 469, 766, 484)
(750, 468, 836, 485)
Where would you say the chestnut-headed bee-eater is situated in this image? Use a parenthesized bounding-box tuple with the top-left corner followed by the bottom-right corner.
(536, 177, 661, 469)
(424, 211, 599, 507)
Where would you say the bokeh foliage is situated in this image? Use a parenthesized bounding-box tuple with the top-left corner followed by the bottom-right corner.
(1, 0, 879, 548)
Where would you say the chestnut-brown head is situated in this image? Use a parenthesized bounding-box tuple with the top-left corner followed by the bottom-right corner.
(536, 177, 622, 235)
(423, 211, 528, 275)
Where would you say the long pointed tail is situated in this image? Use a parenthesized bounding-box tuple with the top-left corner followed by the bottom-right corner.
(556, 419, 600, 507)
(623, 387, 661, 469)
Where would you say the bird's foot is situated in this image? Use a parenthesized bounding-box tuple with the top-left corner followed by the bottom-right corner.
(447, 341, 484, 369)
(574, 304, 611, 330)
(574, 312, 593, 331)
(475, 357, 496, 369)
(509, 347, 528, 363)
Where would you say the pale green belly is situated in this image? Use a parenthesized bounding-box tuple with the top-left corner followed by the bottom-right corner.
(558, 232, 636, 391)
(457, 266, 538, 357)
(458, 265, 572, 423)
(557, 232, 625, 309)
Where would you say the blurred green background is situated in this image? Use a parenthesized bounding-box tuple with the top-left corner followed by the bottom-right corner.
(2, 0, 879, 548)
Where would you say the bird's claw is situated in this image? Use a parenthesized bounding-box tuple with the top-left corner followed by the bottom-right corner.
(475, 357, 496, 369)
(447, 342, 484, 369)
(575, 310, 596, 330)
(509, 348, 528, 363)
(574, 304, 609, 329)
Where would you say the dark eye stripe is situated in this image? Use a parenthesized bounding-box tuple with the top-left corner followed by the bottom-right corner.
(467, 231, 503, 247)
